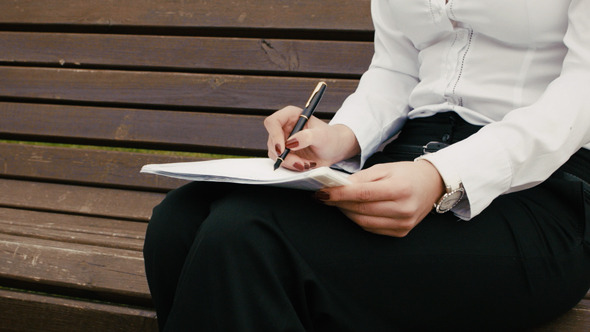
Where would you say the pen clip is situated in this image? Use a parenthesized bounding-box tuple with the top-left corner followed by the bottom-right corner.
(305, 82, 327, 108)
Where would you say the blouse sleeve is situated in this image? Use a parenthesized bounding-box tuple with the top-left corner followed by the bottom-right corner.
(420, 0, 590, 219)
(329, 0, 420, 171)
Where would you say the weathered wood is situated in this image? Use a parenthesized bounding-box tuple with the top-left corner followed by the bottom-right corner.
(0, 0, 375, 330)
(0, 233, 151, 305)
(0, 179, 164, 222)
(0, 32, 373, 77)
(0, 0, 372, 32)
(0, 102, 270, 154)
(1, 0, 588, 330)
(0, 289, 157, 332)
(0, 142, 193, 191)
(0, 207, 146, 251)
(0, 67, 357, 115)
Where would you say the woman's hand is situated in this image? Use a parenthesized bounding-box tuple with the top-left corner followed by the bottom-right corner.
(316, 160, 446, 237)
(264, 105, 360, 171)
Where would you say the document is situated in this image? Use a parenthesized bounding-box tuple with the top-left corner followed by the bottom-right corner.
(141, 158, 351, 191)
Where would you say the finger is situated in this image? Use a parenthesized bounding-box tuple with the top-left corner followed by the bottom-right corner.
(340, 210, 413, 237)
(342, 209, 395, 228)
(283, 117, 325, 151)
(323, 166, 415, 203)
(323, 181, 398, 203)
(328, 200, 402, 218)
(346, 163, 392, 184)
(325, 196, 419, 224)
(264, 106, 302, 154)
(280, 154, 318, 171)
(363, 228, 412, 238)
(285, 128, 314, 152)
(267, 137, 281, 160)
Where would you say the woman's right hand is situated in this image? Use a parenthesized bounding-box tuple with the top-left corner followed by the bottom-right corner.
(264, 105, 360, 171)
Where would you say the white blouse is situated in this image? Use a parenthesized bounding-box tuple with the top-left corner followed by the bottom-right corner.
(330, 0, 590, 219)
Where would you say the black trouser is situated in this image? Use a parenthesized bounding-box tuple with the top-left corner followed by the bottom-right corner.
(143, 112, 590, 331)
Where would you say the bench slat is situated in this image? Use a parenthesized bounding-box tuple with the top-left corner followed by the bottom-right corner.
(0, 179, 163, 222)
(0, 32, 373, 77)
(531, 300, 590, 331)
(0, 233, 150, 305)
(2, 0, 587, 329)
(0, 0, 372, 32)
(0, 207, 145, 251)
(0, 103, 269, 154)
(0, 142, 193, 191)
(0, 67, 358, 115)
(0, 289, 157, 332)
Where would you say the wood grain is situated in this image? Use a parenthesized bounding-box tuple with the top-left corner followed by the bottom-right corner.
(0, 67, 358, 115)
(0, 233, 150, 304)
(0, 207, 146, 251)
(0, 0, 372, 32)
(0, 142, 193, 191)
(0, 179, 164, 221)
(0, 289, 157, 332)
(0, 103, 269, 154)
(0, 1, 371, 331)
(529, 300, 590, 331)
(0, 32, 373, 77)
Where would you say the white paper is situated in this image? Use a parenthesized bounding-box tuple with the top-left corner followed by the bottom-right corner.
(141, 158, 351, 191)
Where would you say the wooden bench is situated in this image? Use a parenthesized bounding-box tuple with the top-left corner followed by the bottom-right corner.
(0, 1, 587, 331)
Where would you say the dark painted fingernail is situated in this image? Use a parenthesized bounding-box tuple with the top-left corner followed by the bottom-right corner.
(304, 163, 310, 170)
(293, 162, 304, 171)
(275, 144, 282, 155)
(314, 190, 330, 201)
(285, 138, 299, 149)
(310, 162, 317, 168)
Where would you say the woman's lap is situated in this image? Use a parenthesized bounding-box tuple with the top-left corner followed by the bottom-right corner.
(145, 175, 590, 331)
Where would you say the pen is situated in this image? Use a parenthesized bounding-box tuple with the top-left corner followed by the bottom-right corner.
(273, 81, 327, 170)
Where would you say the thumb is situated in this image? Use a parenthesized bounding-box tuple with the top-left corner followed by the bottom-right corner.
(286, 128, 316, 151)
(347, 164, 391, 184)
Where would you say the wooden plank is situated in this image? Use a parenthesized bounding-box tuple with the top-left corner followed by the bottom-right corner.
(0, 232, 150, 304)
(0, 0, 372, 32)
(0, 103, 269, 154)
(0, 233, 150, 304)
(0, 179, 164, 222)
(0, 32, 373, 77)
(0, 67, 358, 115)
(0, 289, 157, 332)
(0, 207, 146, 251)
(0, 142, 193, 191)
(529, 300, 590, 331)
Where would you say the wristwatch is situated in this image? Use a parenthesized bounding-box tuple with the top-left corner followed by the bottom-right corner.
(434, 170, 465, 214)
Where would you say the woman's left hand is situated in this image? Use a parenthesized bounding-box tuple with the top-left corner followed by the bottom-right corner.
(316, 160, 446, 237)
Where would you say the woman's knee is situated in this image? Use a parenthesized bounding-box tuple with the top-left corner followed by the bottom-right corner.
(145, 182, 219, 253)
(197, 190, 288, 254)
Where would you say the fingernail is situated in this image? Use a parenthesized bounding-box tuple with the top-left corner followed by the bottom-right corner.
(293, 162, 304, 171)
(275, 144, 282, 155)
(314, 190, 330, 201)
(310, 162, 317, 168)
(285, 138, 299, 149)
(304, 163, 310, 170)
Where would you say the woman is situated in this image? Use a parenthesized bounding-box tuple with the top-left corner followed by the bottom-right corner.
(144, 0, 590, 330)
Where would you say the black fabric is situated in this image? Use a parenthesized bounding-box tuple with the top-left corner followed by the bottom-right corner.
(364, 112, 481, 168)
(144, 113, 590, 331)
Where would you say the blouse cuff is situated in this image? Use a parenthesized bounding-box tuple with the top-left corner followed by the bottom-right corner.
(417, 137, 513, 220)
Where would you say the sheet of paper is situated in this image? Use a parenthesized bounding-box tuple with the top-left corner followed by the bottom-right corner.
(141, 158, 351, 191)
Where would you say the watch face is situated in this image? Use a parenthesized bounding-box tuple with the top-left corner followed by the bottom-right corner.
(437, 189, 464, 213)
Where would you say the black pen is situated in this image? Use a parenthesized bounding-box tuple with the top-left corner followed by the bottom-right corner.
(273, 81, 327, 170)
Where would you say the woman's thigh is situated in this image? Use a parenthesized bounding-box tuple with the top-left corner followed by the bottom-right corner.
(201, 177, 590, 331)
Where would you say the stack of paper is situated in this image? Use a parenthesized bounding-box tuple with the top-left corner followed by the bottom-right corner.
(141, 158, 351, 191)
